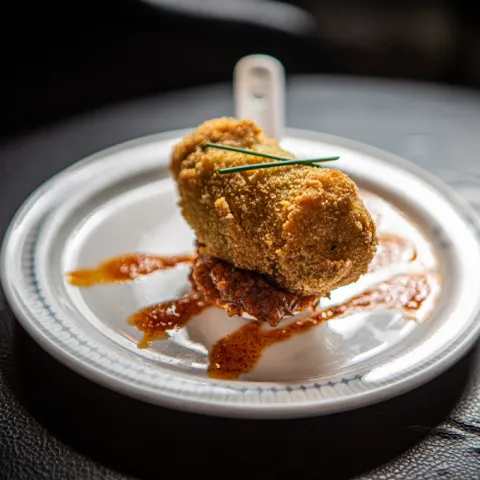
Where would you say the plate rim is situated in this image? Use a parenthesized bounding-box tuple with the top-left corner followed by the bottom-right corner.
(2, 127, 480, 419)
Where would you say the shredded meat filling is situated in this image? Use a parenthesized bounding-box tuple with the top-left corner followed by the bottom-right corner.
(191, 254, 319, 327)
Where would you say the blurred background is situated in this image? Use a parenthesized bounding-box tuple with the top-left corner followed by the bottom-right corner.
(2, 0, 479, 140)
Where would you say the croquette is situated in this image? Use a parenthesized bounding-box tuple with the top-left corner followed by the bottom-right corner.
(171, 117, 377, 296)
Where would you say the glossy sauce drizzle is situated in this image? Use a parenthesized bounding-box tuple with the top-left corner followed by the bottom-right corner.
(369, 234, 417, 272)
(208, 274, 434, 380)
(129, 293, 207, 348)
(67, 254, 194, 286)
(66, 192, 437, 382)
(66, 234, 411, 287)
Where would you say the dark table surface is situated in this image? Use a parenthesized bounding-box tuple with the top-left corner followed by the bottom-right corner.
(1, 76, 480, 480)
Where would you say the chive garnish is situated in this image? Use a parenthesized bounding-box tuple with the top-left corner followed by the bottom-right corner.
(217, 157, 340, 174)
(205, 142, 296, 162)
(204, 142, 339, 174)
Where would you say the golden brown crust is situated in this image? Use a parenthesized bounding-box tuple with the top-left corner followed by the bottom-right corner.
(171, 117, 377, 295)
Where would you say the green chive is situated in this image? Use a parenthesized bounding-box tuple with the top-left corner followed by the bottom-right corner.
(205, 142, 340, 174)
(217, 157, 340, 174)
(205, 142, 295, 162)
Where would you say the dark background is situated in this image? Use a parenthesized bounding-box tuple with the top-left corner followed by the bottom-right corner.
(2, 2, 480, 479)
(2, 0, 480, 140)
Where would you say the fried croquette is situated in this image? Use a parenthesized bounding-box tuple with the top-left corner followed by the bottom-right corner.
(171, 117, 377, 296)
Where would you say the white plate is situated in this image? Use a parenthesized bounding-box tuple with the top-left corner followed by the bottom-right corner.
(2, 128, 480, 419)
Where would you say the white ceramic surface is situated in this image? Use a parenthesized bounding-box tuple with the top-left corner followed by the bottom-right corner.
(2, 128, 480, 418)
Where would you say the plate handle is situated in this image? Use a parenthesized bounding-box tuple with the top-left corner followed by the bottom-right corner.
(234, 54, 285, 140)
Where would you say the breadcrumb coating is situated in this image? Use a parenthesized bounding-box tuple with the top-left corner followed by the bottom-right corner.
(171, 117, 377, 296)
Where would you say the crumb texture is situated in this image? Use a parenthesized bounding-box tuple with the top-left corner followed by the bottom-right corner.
(171, 117, 377, 295)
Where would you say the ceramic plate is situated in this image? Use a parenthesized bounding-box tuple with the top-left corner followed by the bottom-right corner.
(2, 128, 480, 419)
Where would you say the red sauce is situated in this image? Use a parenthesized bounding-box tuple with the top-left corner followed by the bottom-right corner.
(66, 234, 416, 288)
(370, 234, 417, 272)
(128, 293, 208, 348)
(65, 194, 436, 382)
(208, 274, 433, 380)
(67, 254, 194, 287)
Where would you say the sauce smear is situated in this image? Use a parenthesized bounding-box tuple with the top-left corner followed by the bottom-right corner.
(67, 254, 194, 287)
(129, 293, 208, 348)
(208, 274, 434, 380)
(65, 190, 439, 382)
(66, 233, 416, 288)
(370, 235, 417, 272)
(65, 233, 417, 288)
